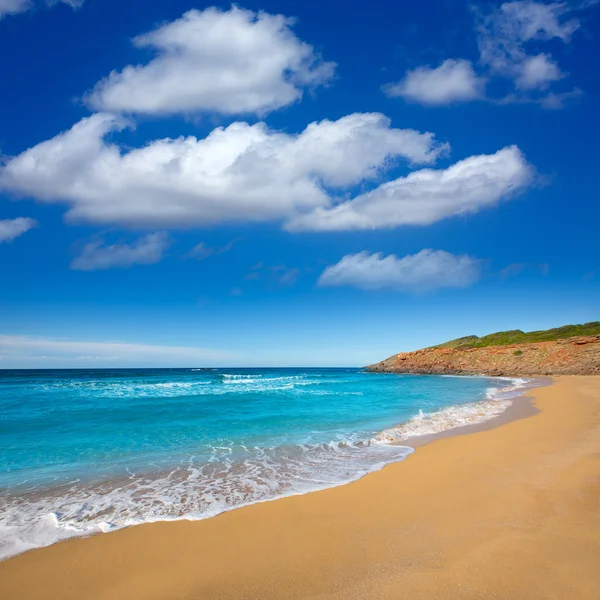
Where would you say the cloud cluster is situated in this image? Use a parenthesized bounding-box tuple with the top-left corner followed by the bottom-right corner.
(70, 232, 169, 271)
(385, 1, 589, 108)
(86, 7, 335, 117)
(0, 3, 542, 281)
(0, 216, 37, 243)
(0, 112, 453, 229)
(318, 249, 482, 292)
(477, 0, 578, 89)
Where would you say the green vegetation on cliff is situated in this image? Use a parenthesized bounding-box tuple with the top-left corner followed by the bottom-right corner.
(431, 322, 600, 350)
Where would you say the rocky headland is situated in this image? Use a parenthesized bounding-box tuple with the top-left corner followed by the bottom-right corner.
(367, 323, 600, 376)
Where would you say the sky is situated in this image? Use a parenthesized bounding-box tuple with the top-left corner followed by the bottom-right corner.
(0, 0, 599, 368)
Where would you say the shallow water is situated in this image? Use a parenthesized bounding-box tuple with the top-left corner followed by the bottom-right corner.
(0, 368, 536, 559)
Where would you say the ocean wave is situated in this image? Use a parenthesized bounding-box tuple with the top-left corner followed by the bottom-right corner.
(18, 373, 341, 400)
(375, 400, 512, 442)
(25, 379, 213, 398)
(0, 439, 413, 561)
(375, 377, 534, 443)
(221, 374, 307, 383)
(485, 377, 531, 400)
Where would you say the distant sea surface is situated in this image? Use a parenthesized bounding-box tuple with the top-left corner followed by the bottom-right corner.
(0, 368, 538, 559)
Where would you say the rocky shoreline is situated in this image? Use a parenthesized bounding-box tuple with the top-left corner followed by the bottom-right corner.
(367, 335, 600, 376)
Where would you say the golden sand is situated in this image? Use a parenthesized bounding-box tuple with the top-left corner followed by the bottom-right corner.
(1, 376, 599, 600)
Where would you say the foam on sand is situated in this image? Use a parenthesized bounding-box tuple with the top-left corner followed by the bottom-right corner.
(376, 377, 535, 442)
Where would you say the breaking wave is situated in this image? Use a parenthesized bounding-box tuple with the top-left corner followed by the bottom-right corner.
(376, 377, 536, 442)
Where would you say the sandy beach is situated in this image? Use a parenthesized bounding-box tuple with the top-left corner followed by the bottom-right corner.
(1, 375, 599, 600)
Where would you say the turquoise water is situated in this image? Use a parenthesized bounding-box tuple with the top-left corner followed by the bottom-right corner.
(0, 368, 532, 559)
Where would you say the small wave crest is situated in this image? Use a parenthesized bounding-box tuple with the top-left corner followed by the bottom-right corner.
(374, 400, 512, 442)
(375, 377, 533, 443)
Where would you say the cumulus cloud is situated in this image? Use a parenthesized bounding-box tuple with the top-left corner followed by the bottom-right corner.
(386, 1, 590, 107)
(383, 59, 486, 105)
(0, 112, 448, 228)
(287, 146, 533, 231)
(513, 52, 564, 90)
(86, 7, 335, 117)
(0, 334, 236, 368)
(70, 232, 169, 271)
(318, 249, 482, 292)
(0, 216, 37, 243)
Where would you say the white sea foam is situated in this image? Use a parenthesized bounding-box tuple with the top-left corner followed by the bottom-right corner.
(0, 439, 413, 561)
(31, 375, 325, 398)
(376, 377, 535, 443)
(33, 379, 213, 398)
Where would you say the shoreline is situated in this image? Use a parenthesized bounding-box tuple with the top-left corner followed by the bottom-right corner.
(382, 375, 547, 447)
(406, 386, 540, 448)
(2, 376, 598, 599)
(0, 375, 537, 562)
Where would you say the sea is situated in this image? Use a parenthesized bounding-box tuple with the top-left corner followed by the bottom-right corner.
(0, 367, 540, 560)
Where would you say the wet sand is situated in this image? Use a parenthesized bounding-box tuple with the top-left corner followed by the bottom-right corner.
(1, 376, 599, 599)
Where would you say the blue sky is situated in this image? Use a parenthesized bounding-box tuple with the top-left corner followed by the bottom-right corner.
(0, 0, 598, 368)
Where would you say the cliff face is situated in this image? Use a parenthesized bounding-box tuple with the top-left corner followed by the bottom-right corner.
(367, 335, 600, 376)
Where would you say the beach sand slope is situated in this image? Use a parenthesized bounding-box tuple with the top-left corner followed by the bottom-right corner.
(1, 376, 599, 599)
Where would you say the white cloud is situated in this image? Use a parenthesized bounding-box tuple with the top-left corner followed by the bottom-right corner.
(318, 249, 482, 292)
(480, 0, 579, 54)
(0, 216, 37, 243)
(514, 52, 563, 90)
(49, 0, 85, 6)
(70, 232, 169, 271)
(0, 334, 236, 368)
(477, 1, 581, 96)
(498, 85, 582, 108)
(286, 145, 533, 231)
(0, 112, 448, 228)
(537, 86, 582, 108)
(86, 7, 335, 117)
(0, 0, 30, 18)
(386, 2, 589, 108)
(383, 59, 486, 106)
(185, 240, 234, 260)
(0, 0, 84, 19)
